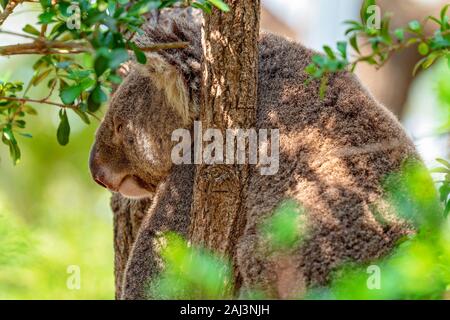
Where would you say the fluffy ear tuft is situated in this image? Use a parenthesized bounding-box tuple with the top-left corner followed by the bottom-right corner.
(133, 17, 202, 124)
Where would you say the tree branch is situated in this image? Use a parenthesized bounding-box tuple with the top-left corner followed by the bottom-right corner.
(0, 29, 37, 39)
(1, 95, 101, 122)
(0, 1, 24, 27)
(0, 39, 190, 56)
(0, 95, 78, 110)
(0, 40, 87, 55)
(139, 41, 189, 51)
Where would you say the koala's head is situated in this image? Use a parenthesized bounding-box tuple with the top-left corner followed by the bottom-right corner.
(89, 19, 201, 199)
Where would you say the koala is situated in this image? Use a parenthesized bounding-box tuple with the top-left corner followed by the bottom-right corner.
(90, 18, 421, 299)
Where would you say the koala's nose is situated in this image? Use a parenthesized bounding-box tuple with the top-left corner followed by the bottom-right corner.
(89, 145, 109, 189)
(94, 177, 107, 189)
(91, 163, 113, 190)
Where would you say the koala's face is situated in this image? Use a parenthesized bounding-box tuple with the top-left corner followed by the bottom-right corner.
(89, 69, 186, 199)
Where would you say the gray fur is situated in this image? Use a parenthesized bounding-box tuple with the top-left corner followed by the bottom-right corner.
(90, 18, 419, 299)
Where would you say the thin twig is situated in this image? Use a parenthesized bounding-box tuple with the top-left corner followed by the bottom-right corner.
(349, 28, 450, 72)
(138, 41, 189, 51)
(0, 39, 190, 56)
(87, 111, 101, 122)
(0, 29, 37, 39)
(0, 95, 78, 110)
(0, 40, 87, 55)
(0, 1, 24, 27)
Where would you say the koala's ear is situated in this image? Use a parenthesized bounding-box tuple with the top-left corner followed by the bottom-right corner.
(133, 18, 202, 124)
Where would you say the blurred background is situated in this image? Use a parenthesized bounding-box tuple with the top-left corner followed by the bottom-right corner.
(0, 0, 449, 299)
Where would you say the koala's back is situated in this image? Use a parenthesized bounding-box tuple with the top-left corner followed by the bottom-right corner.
(121, 28, 420, 298)
(237, 33, 418, 292)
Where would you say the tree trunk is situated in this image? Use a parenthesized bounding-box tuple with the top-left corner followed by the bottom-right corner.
(189, 0, 261, 290)
(110, 194, 152, 299)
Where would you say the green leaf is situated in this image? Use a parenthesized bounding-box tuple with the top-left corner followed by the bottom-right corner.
(394, 28, 405, 41)
(408, 20, 422, 33)
(19, 133, 32, 138)
(56, 61, 72, 69)
(22, 105, 37, 115)
(72, 107, 90, 125)
(57, 109, 70, 146)
(22, 24, 40, 36)
(350, 35, 360, 54)
(14, 120, 26, 129)
(207, 0, 230, 12)
(32, 69, 52, 86)
(191, 2, 212, 14)
(0, 0, 9, 10)
(418, 42, 430, 56)
(323, 45, 336, 59)
(109, 49, 129, 70)
(47, 78, 57, 89)
(360, 0, 376, 24)
(129, 42, 147, 64)
(305, 63, 318, 75)
(79, 78, 96, 91)
(440, 4, 450, 23)
(87, 94, 101, 113)
(108, 74, 122, 85)
(91, 85, 108, 104)
(39, 0, 51, 8)
(94, 55, 109, 76)
(2, 125, 20, 165)
(422, 51, 441, 69)
(38, 11, 56, 24)
(49, 21, 67, 39)
(412, 52, 441, 76)
(430, 168, 449, 174)
(60, 85, 82, 105)
(436, 158, 450, 168)
(337, 41, 347, 59)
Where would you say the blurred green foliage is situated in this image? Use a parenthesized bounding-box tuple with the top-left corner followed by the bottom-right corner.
(0, 0, 229, 164)
(0, 0, 448, 301)
(436, 63, 450, 134)
(261, 200, 305, 252)
(433, 159, 450, 218)
(0, 55, 114, 299)
(148, 233, 233, 299)
(151, 160, 449, 300)
(306, 0, 450, 97)
(305, 160, 449, 300)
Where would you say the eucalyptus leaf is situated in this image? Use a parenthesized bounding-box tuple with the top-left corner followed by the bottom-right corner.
(22, 24, 41, 36)
(60, 85, 82, 105)
(57, 109, 70, 146)
(207, 0, 230, 12)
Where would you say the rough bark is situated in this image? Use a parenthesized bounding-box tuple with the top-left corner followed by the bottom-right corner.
(110, 194, 152, 299)
(189, 0, 261, 290)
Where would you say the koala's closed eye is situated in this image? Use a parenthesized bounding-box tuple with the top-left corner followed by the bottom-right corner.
(115, 122, 133, 144)
(112, 117, 124, 136)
